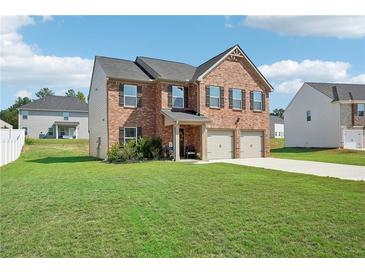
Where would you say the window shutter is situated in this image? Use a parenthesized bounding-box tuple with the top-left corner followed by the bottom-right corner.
(184, 87, 188, 108)
(261, 92, 266, 111)
(137, 127, 142, 139)
(250, 91, 254, 110)
(220, 87, 224, 108)
(119, 127, 124, 145)
(137, 86, 142, 107)
(167, 85, 172, 107)
(228, 88, 233, 109)
(205, 86, 210, 107)
(241, 90, 246, 110)
(119, 84, 124, 106)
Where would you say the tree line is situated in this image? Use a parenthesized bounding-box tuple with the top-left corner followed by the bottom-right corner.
(0, 88, 86, 129)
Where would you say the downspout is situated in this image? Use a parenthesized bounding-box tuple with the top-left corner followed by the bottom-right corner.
(194, 81, 200, 115)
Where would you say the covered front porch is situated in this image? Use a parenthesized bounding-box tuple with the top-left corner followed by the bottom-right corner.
(161, 109, 210, 161)
(54, 121, 80, 139)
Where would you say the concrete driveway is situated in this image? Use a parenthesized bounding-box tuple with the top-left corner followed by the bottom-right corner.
(202, 158, 365, 181)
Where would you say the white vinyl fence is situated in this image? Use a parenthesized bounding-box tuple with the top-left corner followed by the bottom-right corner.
(0, 129, 25, 167)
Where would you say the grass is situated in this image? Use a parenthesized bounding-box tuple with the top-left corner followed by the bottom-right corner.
(1, 139, 364, 257)
(270, 138, 365, 166)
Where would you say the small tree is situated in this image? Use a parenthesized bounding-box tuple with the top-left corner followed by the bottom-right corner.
(35, 88, 54, 98)
(76, 91, 86, 102)
(271, 108, 285, 119)
(65, 89, 76, 97)
(0, 97, 32, 128)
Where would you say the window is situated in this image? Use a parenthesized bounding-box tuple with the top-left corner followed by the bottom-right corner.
(22, 127, 28, 136)
(63, 112, 69, 121)
(124, 84, 137, 107)
(232, 89, 242, 109)
(253, 91, 263, 111)
(306, 110, 311, 122)
(124, 127, 137, 144)
(357, 104, 365, 116)
(48, 127, 54, 136)
(60, 127, 65, 136)
(209, 86, 220, 108)
(172, 86, 184, 108)
(22, 110, 28, 119)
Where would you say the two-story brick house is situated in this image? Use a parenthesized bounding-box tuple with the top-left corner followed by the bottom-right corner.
(285, 82, 365, 149)
(88, 45, 273, 160)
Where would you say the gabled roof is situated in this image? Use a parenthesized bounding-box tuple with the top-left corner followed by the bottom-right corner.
(19, 96, 88, 112)
(306, 82, 365, 101)
(94, 44, 272, 90)
(96, 56, 153, 81)
(270, 115, 284, 124)
(136, 57, 196, 82)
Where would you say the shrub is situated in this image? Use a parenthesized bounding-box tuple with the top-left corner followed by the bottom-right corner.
(25, 137, 35, 145)
(107, 136, 163, 163)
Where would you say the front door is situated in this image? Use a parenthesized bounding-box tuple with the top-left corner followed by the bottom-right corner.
(69, 128, 75, 139)
(179, 128, 184, 157)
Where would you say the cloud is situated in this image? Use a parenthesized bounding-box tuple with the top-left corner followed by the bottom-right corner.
(243, 16, 365, 38)
(15, 90, 32, 98)
(0, 16, 93, 97)
(259, 59, 365, 94)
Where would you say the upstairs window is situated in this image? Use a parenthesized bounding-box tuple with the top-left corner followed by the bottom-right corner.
(357, 104, 365, 116)
(209, 86, 220, 108)
(232, 89, 242, 109)
(22, 110, 28, 119)
(306, 110, 311, 122)
(124, 84, 137, 107)
(172, 86, 184, 108)
(63, 112, 69, 121)
(253, 91, 263, 111)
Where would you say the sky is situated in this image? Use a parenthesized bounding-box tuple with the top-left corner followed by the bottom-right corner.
(1, 15, 364, 110)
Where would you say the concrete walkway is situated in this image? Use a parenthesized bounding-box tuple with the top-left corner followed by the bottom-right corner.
(197, 158, 365, 181)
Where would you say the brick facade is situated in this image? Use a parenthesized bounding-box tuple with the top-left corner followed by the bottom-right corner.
(199, 58, 271, 157)
(352, 104, 365, 126)
(107, 55, 271, 158)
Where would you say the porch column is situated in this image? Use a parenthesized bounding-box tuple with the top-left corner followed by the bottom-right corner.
(173, 122, 180, 161)
(55, 124, 58, 139)
(201, 123, 207, 161)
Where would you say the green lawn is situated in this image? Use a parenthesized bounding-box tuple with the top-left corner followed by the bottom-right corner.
(271, 138, 365, 166)
(1, 140, 364, 257)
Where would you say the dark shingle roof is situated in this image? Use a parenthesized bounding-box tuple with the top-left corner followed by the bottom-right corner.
(306, 82, 365, 101)
(161, 109, 210, 123)
(136, 57, 196, 82)
(19, 96, 88, 112)
(192, 45, 236, 80)
(96, 56, 153, 81)
(270, 115, 284, 124)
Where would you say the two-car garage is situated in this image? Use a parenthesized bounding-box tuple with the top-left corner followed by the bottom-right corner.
(207, 129, 264, 160)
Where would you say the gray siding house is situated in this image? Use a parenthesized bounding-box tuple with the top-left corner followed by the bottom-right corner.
(285, 82, 365, 149)
(18, 96, 88, 139)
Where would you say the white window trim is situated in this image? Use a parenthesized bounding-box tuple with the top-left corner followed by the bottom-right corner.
(357, 103, 365, 116)
(124, 84, 138, 108)
(306, 110, 311, 122)
(253, 91, 263, 111)
(48, 127, 54, 136)
(209, 86, 220, 108)
(172, 85, 184, 109)
(232, 89, 242, 110)
(124, 127, 137, 144)
(63, 112, 69, 121)
(22, 110, 28, 119)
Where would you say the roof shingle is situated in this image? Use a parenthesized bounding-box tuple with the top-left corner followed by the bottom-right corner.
(19, 96, 88, 112)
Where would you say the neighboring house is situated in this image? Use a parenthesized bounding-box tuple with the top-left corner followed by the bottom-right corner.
(89, 44, 273, 160)
(270, 115, 284, 138)
(18, 96, 88, 139)
(285, 82, 365, 149)
(0, 119, 13, 129)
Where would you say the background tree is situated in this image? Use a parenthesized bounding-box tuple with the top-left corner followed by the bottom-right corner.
(0, 97, 32, 128)
(270, 108, 285, 118)
(76, 91, 86, 102)
(65, 89, 76, 97)
(35, 88, 54, 98)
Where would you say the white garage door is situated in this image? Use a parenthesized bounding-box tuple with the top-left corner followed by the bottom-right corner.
(207, 130, 234, 160)
(343, 130, 363, 149)
(240, 131, 263, 158)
